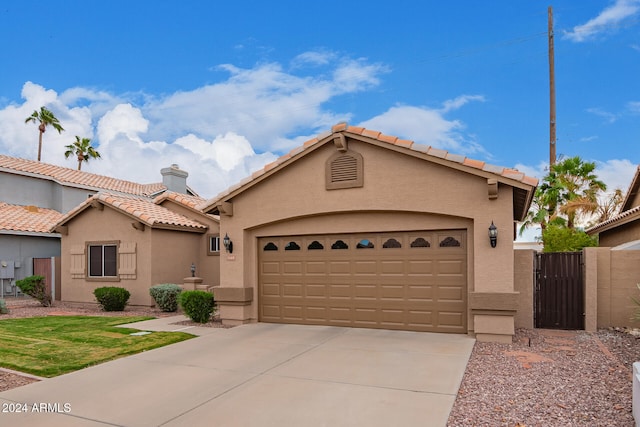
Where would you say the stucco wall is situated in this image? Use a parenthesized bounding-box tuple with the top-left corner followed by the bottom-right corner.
(599, 221, 640, 248)
(0, 172, 96, 212)
(218, 139, 517, 335)
(0, 234, 60, 296)
(60, 206, 153, 305)
(514, 249, 535, 329)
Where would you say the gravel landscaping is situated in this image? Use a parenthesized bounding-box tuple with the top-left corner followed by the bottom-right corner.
(1, 298, 640, 425)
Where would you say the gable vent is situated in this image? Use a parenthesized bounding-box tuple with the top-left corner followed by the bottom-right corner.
(331, 155, 358, 182)
(326, 150, 363, 190)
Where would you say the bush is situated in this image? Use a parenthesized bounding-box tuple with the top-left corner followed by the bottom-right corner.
(178, 290, 215, 323)
(15, 275, 51, 307)
(0, 299, 8, 315)
(94, 287, 131, 311)
(149, 284, 183, 312)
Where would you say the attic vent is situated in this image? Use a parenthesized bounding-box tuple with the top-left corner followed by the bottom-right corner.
(326, 150, 363, 190)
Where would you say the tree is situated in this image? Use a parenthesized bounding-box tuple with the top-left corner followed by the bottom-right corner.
(64, 136, 101, 170)
(25, 106, 65, 161)
(591, 188, 624, 225)
(551, 156, 607, 229)
(541, 223, 598, 252)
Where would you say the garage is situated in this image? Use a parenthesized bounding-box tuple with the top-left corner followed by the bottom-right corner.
(259, 230, 467, 333)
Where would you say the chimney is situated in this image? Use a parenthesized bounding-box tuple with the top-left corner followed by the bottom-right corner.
(161, 164, 189, 194)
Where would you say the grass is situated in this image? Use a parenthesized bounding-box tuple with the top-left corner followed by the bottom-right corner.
(0, 316, 194, 377)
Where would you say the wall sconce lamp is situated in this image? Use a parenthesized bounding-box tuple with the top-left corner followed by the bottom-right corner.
(223, 233, 233, 254)
(488, 221, 498, 248)
(190, 262, 196, 277)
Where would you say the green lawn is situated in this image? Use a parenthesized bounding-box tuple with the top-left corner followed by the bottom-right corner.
(0, 316, 194, 377)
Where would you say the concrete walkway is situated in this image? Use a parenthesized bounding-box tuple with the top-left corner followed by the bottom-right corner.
(0, 318, 475, 427)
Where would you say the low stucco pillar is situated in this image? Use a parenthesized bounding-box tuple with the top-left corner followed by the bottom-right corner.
(183, 276, 204, 291)
(469, 292, 519, 343)
(215, 287, 254, 326)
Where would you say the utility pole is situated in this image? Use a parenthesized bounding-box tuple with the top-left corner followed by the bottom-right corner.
(548, 5, 556, 166)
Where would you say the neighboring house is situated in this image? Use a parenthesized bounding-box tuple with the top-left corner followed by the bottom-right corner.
(51, 192, 220, 306)
(0, 203, 62, 297)
(586, 165, 640, 248)
(201, 123, 537, 343)
(0, 154, 198, 296)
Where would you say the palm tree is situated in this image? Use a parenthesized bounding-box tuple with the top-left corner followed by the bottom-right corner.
(25, 106, 65, 161)
(64, 136, 101, 170)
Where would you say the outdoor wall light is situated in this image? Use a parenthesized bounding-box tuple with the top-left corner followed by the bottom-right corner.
(190, 262, 196, 277)
(223, 233, 233, 254)
(489, 221, 498, 248)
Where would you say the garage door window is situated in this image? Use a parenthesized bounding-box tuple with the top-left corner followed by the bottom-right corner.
(383, 238, 401, 248)
(410, 237, 431, 247)
(308, 241, 324, 250)
(285, 242, 301, 251)
(440, 237, 461, 247)
(264, 242, 278, 251)
(331, 240, 349, 249)
(356, 239, 374, 249)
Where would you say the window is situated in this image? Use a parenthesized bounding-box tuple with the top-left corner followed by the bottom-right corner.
(383, 238, 401, 248)
(356, 239, 374, 249)
(331, 240, 349, 250)
(264, 242, 278, 251)
(308, 241, 324, 250)
(207, 234, 220, 256)
(88, 244, 117, 277)
(285, 242, 301, 251)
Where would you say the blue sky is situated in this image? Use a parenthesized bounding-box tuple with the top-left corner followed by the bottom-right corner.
(0, 0, 638, 209)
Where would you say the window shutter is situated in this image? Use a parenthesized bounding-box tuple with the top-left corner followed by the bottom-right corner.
(119, 242, 137, 279)
(70, 245, 85, 278)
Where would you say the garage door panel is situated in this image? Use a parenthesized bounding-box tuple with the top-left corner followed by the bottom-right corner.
(329, 261, 351, 275)
(283, 284, 303, 297)
(438, 286, 465, 301)
(259, 231, 467, 333)
(407, 260, 434, 275)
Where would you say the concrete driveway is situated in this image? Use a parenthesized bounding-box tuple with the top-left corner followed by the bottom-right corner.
(0, 321, 474, 427)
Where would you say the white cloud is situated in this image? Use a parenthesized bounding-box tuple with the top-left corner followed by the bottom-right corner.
(0, 53, 391, 198)
(595, 158, 637, 192)
(358, 96, 487, 156)
(628, 101, 640, 113)
(587, 107, 618, 123)
(563, 0, 640, 42)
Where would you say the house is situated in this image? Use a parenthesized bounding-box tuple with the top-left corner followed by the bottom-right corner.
(51, 192, 220, 306)
(586, 165, 640, 248)
(201, 123, 537, 343)
(0, 203, 62, 298)
(0, 154, 198, 297)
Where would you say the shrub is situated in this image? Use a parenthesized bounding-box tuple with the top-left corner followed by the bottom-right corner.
(149, 283, 183, 312)
(0, 299, 8, 315)
(178, 290, 215, 323)
(94, 287, 131, 311)
(15, 275, 51, 307)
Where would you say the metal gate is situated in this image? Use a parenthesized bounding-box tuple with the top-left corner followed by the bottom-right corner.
(534, 252, 584, 330)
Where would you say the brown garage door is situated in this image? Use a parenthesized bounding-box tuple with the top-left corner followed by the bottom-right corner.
(259, 230, 467, 333)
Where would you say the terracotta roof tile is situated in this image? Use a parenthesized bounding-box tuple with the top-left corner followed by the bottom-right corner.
(378, 133, 399, 144)
(445, 153, 466, 163)
(346, 126, 365, 134)
(411, 143, 431, 154)
(362, 129, 381, 139)
(586, 205, 640, 235)
(394, 139, 414, 149)
(463, 158, 485, 169)
(154, 192, 206, 209)
(0, 203, 63, 234)
(0, 155, 166, 196)
(55, 193, 208, 232)
(427, 147, 448, 159)
(332, 122, 348, 132)
(303, 137, 320, 148)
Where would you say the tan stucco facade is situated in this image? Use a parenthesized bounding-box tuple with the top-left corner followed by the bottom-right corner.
(209, 131, 535, 342)
(58, 202, 219, 306)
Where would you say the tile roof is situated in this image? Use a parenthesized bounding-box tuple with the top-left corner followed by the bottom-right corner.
(0, 155, 166, 196)
(0, 203, 63, 234)
(55, 193, 209, 232)
(202, 123, 538, 219)
(585, 205, 640, 235)
(154, 191, 206, 209)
